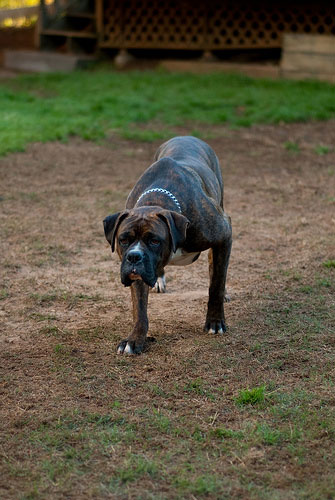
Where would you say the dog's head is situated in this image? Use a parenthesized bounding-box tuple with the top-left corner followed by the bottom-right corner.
(103, 206, 189, 287)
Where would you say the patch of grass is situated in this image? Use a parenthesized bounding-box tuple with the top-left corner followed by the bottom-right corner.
(299, 285, 314, 294)
(39, 325, 64, 337)
(284, 141, 301, 153)
(183, 378, 217, 400)
(29, 312, 58, 322)
(0, 288, 9, 300)
(53, 343, 71, 356)
(150, 384, 169, 398)
(192, 426, 207, 442)
(236, 385, 266, 406)
(174, 473, 226, 497)
(23, 411, 138, 491)
(29, 411, 136, 452)
(255, 423, 283, 445)
(314, 145, 331, 155)
(323, 259, 335, 269)
(211, 427, 244, 440)
(111, 453, 159, 485)
(262, 271, 334, 350)
(152, 409, 171, 433)
(250, 342, 263, 352)
(30, 292, 59, 305)
(184, 377, 205, 394)
(1, 71, 335, 155)
(316, 277, 332, 288)
(267, 388, 335, 445)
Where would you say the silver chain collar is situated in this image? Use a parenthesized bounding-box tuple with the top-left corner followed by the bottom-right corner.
(136, 188, 182, 213)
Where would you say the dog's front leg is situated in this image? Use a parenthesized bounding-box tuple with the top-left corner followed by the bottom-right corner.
(117, 280, 149, 354)
(204, 234, 232, 334)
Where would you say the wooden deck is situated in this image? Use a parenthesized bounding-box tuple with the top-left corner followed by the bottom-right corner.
(37, 0, 335, 54)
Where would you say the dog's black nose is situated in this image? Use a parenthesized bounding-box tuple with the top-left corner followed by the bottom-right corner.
(127, 251, 143, 264)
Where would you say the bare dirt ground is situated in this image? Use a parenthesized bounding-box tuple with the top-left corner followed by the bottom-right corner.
(1, 122, 335, 499)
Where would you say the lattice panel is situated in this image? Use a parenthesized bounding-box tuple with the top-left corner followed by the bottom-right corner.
(207, 3, 335, 49)
(103, 0, 206, 49)
(102, 1, 335, 50)
(103, 2, 123, 46)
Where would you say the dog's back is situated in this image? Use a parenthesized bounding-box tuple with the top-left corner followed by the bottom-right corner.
(155, 136, 223, 207)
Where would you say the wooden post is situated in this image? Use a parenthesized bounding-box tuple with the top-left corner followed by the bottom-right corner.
(95, 0, 103, 44)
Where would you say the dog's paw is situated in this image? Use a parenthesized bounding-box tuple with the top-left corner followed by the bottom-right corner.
(117, 337, 156, 355)
(224, 289, 231, 303)
(154, 275, 166, 293)
(204, 319, 227, 335)
(117, 340, 143, 355)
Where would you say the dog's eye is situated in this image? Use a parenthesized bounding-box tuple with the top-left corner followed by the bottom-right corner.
(119, 238, 128, 246)
(150, 239, 160, 246)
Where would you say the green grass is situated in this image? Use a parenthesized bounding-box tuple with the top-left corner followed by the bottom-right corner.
(1, 70, 335, 155)
(0, 288, 9, 300)
(263, 274, 334, 344)
(314, 145, 331, 155)
(284, 141, 301, 153)
(323, 259, 335, 269)
(236, 385, 266, 406)
(8, 389, 334, 498)
(111, 453, 159, 485)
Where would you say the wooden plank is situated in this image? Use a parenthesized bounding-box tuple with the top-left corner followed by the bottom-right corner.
(281, 52, 335, 74)
(95, 0, 103, 43)
(0, 6, 38, 21)
(40, 29, 97, 39)
(283, 34, 335, 55)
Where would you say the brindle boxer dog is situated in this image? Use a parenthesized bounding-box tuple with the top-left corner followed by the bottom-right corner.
(103, 136, 232, 354)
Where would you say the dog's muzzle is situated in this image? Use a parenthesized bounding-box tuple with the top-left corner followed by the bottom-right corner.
(126, 249, 144, 281)
(121, 248, 157, 288)
(127, 249, 143, 265)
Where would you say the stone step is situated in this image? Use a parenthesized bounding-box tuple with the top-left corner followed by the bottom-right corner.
(4, 50, 97, 73)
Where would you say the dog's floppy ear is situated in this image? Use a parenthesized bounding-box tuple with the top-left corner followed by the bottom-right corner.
(103, 211, 129, 252)
(158, 211, 190, 253)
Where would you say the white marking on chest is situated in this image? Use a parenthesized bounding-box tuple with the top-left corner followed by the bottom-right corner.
(168, 249, 201, 266)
